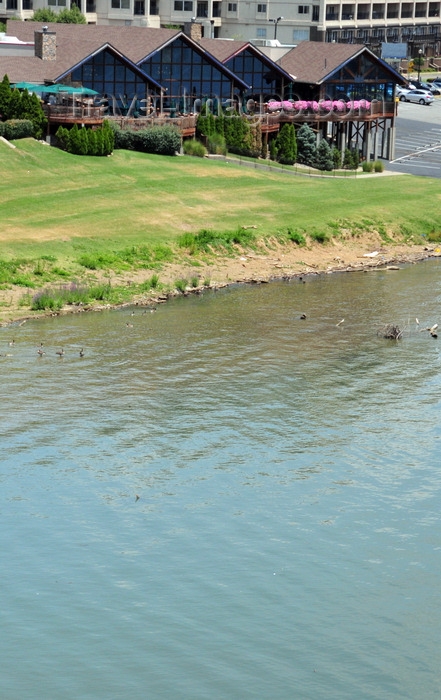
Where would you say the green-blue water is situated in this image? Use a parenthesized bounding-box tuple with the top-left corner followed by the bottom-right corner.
(2, 261, 441, 699)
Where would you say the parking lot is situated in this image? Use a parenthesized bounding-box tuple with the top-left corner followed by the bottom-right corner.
(386, 96, 441, 178)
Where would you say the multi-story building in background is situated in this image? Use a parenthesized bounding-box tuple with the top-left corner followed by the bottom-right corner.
(1, 0, 440, 55)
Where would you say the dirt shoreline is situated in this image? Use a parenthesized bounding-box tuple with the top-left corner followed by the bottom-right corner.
(1, 238, 440, 326)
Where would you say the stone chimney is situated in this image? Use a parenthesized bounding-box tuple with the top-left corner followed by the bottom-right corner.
(34, 28, 56, 61)
(183, 21, 203, 41)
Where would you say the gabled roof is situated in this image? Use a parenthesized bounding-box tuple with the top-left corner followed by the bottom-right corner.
(2, 21, 249, 90)
(279, 41, 406, 85)
(56, 43, 163, 90)
(138, 32, 250, 90)
(198, 37, 293, 83)
(6, 21, 180, 63)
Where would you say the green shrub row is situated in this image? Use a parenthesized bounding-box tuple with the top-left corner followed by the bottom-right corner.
(0, 74, 47, 138)
(183, 139, 207, 157)
(109, 123, 181, 156)
(56, 121, 114, 156)
(0, 119, 34, 140)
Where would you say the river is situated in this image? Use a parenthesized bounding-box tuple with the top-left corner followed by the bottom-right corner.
(1, 260, 441, 699)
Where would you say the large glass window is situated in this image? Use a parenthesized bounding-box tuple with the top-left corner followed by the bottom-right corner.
(140, 37, 235, 104)
(225, 47, 283, 101)
(70, 48, 156, 110)
(111, 0, 130, 8)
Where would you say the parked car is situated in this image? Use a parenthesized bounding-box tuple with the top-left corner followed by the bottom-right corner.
(397, 86, 413, 100)
(403, 89, 434, 105)
(420, 81, 441, 95)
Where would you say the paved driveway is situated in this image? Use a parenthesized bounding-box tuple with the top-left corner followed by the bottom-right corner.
(386, 98, 441, 178)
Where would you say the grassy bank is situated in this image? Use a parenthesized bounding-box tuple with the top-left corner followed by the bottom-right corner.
(1, 138, 441, 320)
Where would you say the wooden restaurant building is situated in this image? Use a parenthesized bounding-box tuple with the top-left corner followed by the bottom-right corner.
(2, 21, 405, 160)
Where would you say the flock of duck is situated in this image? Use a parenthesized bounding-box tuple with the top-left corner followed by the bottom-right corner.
(1, 339, 85, 358)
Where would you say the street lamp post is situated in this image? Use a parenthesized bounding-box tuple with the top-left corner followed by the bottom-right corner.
(417, 48, 423, 83)
(269, 16, 283, 40)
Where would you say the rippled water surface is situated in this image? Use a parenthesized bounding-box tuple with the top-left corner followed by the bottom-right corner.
(2, 261, 441, 699)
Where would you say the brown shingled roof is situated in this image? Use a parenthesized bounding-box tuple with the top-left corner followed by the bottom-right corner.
(1, 22, 180, 83)
(279, 41, 367, 84)
(198, 37, 249, 63)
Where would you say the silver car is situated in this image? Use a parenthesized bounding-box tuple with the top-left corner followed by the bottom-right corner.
(403, 89, 434, 105)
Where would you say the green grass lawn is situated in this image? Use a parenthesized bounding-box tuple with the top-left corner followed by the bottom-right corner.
(2, 138, 441, 264)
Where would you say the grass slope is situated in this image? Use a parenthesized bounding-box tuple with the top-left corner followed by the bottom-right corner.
(2, 139, 441, 261)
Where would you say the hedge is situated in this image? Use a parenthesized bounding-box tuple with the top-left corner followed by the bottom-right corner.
(0, 119, 34, 140)
(110, 123, 181, 156)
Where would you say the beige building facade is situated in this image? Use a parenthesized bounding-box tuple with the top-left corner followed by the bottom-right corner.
(1, 0, 440, 54)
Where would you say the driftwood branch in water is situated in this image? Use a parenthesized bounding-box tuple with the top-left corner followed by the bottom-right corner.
(378, 324, 403, 340)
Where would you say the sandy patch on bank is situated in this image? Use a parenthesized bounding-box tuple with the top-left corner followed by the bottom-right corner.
(1, 233, 439, 326)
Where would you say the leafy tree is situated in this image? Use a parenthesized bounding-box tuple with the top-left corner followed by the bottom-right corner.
(56, 5, 87, 22)
(102, 119, 114, 154)
(19, 89, 47, 138)
(269, 137, 278, 161)
(343, 148, 353, 169)
(249, 120, 262, 158)
(0, 74, 11, 121)
(351, 149, 360, 170)
(56, 125, 69, 149)
(0, 22, 6, 33)
(78, 126, 89, 155)
(32, 8, 58, 21)
(68, 123, 81, 154)
(196, 104, 216, 139)
(223, 115, 252, 156)
(261, 138, 268, 159)
(332, 146, 341, 170)
(315, 139, 333, 171)
(7, 88, 22, 122)
(94, 128, 104, 156)
(87, 128, 97, 156)
(275, 123, 297, 164)
(296, 124, 316, 165)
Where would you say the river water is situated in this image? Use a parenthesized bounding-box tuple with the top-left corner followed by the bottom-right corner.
(1, 260, 441, 700)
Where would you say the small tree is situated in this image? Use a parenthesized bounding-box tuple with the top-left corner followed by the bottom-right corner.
(296, 124, 316, 166)
(351, 149, 360, 170)
(32, 8, 58, 21)
(269, 138, 278, 161)
(87, 128, 98, 156)
(332, 146, 341, 170)
(0, 74, 11, 121)
(261, 138, 268, 160)
(78, 126, 89, 155)
(343, 148, 353, 169)
(275, 123, 297, 164)
(315, 139, 333, 171)
(68, 123, 81, 154)
(56, 5, 87, 22)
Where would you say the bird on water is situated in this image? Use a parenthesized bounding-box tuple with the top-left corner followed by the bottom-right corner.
(79, 348, 85, 357)
(56, 348, 65, 357)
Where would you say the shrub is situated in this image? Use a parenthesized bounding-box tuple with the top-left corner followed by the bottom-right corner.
(275, 123, 297, 164)
(183, 139, 207, 157)
(373, 160, 384, 172)
(362, 161, 374, 172)
(297, 124, 317, 165)
(315, 139, 333, 171)
(309, 229, 329, 244)
(191, 276, 199, 287)
(0, 119, 34, 140)
(332, 146, 341, 169)
(207, 132, 227, 155)
(286, 228, 306, 246)
(175, 278, 188, 292)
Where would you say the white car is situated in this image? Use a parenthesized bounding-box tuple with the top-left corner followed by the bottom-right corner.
(403, 89, 434, 105)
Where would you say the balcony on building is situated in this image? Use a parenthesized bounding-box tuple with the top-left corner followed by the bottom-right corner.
(386, 3, 399, 17)
(341, 4, 355, 19)
(357, 5, 370, 19)
(196, 1, 208, 17)
(372, 4, 385, 19)
(325, 5, 339, 20)
(401, 3, 413, 17)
